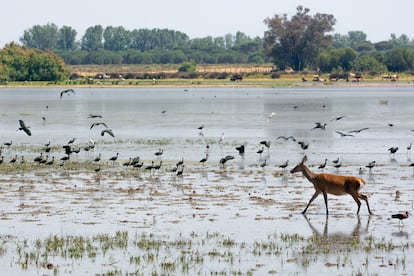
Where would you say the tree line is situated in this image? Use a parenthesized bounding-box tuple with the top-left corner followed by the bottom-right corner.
(20, 24, 266, 65)
(3, 5, 414, 82)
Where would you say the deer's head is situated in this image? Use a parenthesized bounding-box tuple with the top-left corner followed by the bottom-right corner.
(290, 155, 308, 174)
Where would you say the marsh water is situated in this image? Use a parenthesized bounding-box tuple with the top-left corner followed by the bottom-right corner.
(0, 86, 414, 275)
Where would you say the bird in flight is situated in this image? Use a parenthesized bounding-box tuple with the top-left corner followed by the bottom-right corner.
(335, 130, 354, 137)
(88, 114, 103, 118)
(90, 122, 109, 130)
(330, 115, 346, 121)
(348, 127, 369, 134)
(60, 88, 75, 99)
(18, 120, 31, 136)
(101, 128, 115, 137)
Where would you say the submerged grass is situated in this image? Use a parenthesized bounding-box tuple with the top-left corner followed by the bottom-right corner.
(2, 230, 412, 275)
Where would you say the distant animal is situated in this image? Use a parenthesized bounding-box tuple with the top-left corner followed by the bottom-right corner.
(279, 160, 289, 170)
(348, 128, 369, 134)
(101, 129, 115, 138)
(88, 114, 103, 118)
(335, 131, 354, 137)
(391, 211, 409, 225)
(290, 156, 372, 215)
(260, 140, 271, 148)
(18, 120, 31, 136)
(235, 144, 245, 154)
(312, 122, 327, 130)
(90, 122, 109, 129)
(331, 115, 346, 121)
(219, 155, 234, 168)
(60, 88, 75, 99)
(4, 140, 12, 147)
(198, 125, 204, 130)
(109, 152, 119, 165)
(154, 149, 163, 156)
(388, 147, 399, 157)
(67, 138, 76, 144)
(199, 154, 209, 165)
(318, 159, 328, 169)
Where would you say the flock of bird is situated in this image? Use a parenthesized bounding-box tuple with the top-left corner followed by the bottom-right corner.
(0, 88, 411, 224)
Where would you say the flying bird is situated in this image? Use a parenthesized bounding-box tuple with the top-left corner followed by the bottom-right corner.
(101, 128, 115, 137)
(90, 122, 109, 130)
(60, 88, 75, 99)
(88, 114, 103, 118)
(348, 127, 369, 134)
(18, 120, 31, 136)
(312, 122, 327, 130)
(335, 130, 354, 137)
(330, 115, 347, 121)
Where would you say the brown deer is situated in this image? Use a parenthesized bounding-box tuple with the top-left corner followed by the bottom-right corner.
(290, 156, 372, 215)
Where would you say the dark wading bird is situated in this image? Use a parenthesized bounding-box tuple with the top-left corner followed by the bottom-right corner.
(18, 120, 31, 136)
(60, 88, 75, 99)
(392, 211, 409, 226)
(199, 154, 209, 165)
(101, 128, 115, 138)
(290, 156, 372, 215)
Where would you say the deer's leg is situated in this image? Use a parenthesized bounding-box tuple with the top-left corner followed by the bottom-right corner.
(350, 193, 362, 214)
(358, 193, 372, 215)
(322, 191, 329, 215)
(302, 191, 320, 214)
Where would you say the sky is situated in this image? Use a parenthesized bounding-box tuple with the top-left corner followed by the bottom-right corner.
(1, 0, 414, 47)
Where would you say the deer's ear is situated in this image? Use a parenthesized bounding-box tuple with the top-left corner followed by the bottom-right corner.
(302, 156, 308, 164)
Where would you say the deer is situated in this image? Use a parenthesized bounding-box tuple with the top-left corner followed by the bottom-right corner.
(290, 156, 372, 215)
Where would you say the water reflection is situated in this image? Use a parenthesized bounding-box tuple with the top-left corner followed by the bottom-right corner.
(302, 214, 370, 246)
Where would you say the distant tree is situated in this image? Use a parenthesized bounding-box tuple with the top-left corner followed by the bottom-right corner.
(351, 54, 387, 73)
(347, 31, 367, 48)
(178, 61, 196, 72)
(263, 6, 336, 70)
(332, 33, 351, 48)
(354, 42, 375, 52)
(81, 25, 103, 51)
(374, 41, 394, 51)
(389, 33, 413, 48)
(57, 26, 78, 51)
(385, 47, 414, 72)
(20, 23, 59, 50)
(103, 26, 131, 51)
(0, 42, 69, 81)
(318, 48, 357, 72)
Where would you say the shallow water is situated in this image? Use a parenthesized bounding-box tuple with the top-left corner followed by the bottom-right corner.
(0, 86, 413, 275)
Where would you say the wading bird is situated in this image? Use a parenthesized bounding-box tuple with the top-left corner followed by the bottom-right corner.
(391, 211, 409, 226)
(109, 152, 119, 165)
(388, 147, 399, 158)
(199, 154, 209, 165)
(318, 159, 328, 169)
(235, 144, 245, 155)
(290, 156, 372, 215)
(18, 120, 31, 136)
